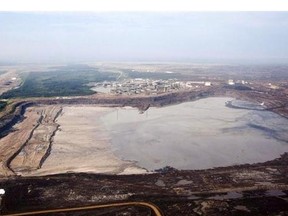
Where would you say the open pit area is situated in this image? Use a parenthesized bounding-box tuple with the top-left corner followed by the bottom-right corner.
(0, 65, 288, 215)
(1, 97, 288, 178)
(0, 93, 288, 215)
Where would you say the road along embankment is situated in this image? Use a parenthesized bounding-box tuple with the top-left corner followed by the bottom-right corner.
(38, 89, 215, 109)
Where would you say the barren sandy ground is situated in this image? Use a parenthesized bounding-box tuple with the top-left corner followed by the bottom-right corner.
(28, 106, 146, 176)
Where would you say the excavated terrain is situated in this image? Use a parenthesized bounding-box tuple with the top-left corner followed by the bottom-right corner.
(0, 106, 62, 176)
(10, 106, 62, 174)
(0, 81, 288, 215)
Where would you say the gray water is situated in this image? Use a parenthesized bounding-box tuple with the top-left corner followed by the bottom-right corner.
(100, 97, 288, 170)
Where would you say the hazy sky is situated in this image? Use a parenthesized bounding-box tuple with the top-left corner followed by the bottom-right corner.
(1, 12, 288, 63)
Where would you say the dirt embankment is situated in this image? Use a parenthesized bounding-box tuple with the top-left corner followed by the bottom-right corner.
(0, 106, 40, 176)
(0, 102, 35, 138)
(0, 106, 62, 177)
(35, 88, 215, 109)
(10, 106, 62, 174)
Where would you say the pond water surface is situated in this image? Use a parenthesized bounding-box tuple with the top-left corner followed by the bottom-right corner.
(100, 97, 288, 170)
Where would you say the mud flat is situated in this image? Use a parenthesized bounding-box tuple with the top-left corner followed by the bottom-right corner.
(29, 106, 146, 176)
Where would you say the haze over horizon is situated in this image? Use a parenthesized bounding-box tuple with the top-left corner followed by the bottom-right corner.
(1, 12, 288, 64)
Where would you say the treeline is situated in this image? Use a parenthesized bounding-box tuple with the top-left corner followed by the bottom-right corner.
(0, 67, 117, 98)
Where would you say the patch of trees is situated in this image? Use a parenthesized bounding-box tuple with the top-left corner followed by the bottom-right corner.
(0, 68, 118, 98)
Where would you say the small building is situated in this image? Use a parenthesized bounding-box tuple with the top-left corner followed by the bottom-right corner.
(241, 80, 247, 85)
(204, 82, 212, 86)
(228, 79, 235, 85)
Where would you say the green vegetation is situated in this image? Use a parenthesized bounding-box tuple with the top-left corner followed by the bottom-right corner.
(0, 65, 117, 98)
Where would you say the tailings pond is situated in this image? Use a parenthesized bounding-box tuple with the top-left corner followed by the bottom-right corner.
(101, 97, 288, 170)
